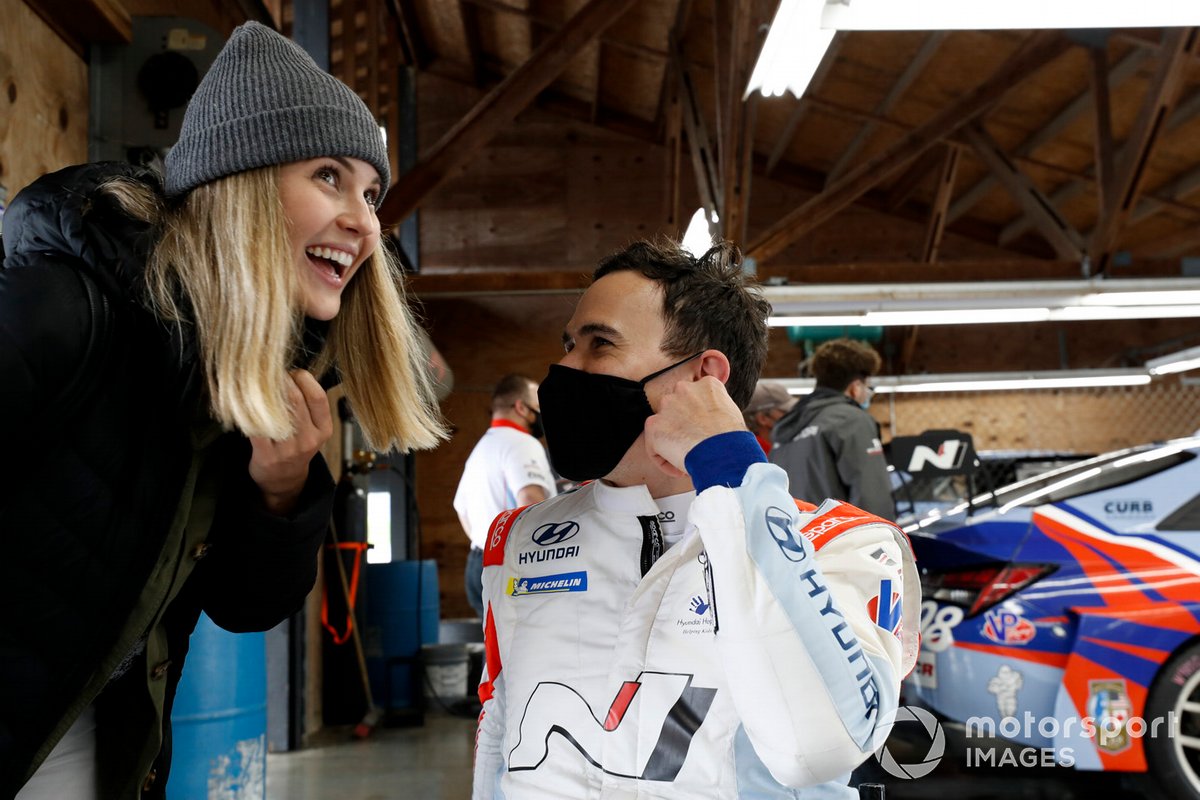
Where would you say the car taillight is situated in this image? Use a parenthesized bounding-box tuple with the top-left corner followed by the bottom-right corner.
(925, 563, 1056, 616)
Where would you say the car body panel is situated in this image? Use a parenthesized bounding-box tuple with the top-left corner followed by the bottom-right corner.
(905, 437, 1200, 775)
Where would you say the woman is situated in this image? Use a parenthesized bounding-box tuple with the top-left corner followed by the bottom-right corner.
(0, 21, 445, 799)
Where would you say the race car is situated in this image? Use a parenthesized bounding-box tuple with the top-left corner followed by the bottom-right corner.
(902, 435, 1200, 797)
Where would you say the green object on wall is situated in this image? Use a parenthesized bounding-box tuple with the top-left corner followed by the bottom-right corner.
(786, 326, 884, 350)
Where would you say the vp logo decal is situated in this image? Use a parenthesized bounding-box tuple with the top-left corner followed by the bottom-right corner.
(532, 521, 580, 546)
(765, 506, 808, 562)
(509, 671, 717, 781)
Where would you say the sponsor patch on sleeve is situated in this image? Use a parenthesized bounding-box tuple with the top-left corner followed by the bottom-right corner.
(801, 503, 893, 551)
(483, 505, 530, 567)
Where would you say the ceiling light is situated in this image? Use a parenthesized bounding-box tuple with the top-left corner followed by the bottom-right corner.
(820, 0, 1200, 30)
(773, 369, 1152, 395)
(745, 0, 835, 99)
(1080, 291, 1200, 306)
(1146, 345, 1200, 376)
(682, 207, 716, 256)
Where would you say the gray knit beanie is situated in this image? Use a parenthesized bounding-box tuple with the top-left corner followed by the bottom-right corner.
(164, 21, 390, 197)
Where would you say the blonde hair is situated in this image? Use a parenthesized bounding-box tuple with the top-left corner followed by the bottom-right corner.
(103, 168, 446, 452)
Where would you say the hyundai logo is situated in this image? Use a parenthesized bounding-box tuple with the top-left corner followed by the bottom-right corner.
(532, 521, 580, 546)
(765, 506, 807, 563)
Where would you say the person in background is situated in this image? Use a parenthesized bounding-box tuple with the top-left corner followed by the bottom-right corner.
(473, 240, 918, 799)
(0, 22, 444, 799)
(742, 379, 799, 455)
(453, 375, 557, 620)
(770, 338, 895, 520)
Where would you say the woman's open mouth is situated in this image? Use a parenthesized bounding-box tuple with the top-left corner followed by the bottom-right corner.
(305, 246, 354, 286)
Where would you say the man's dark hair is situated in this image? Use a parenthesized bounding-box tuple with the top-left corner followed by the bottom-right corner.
(811, 339, 882, 392)
(492, 374, 534, 413)
(593, 239, 770, 408)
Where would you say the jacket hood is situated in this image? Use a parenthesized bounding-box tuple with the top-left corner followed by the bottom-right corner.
(3, 161, 161, 302)
(773, 386, 857, 441)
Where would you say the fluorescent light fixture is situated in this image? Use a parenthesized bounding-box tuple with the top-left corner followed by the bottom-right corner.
(772, 369, 1151, 395)
(763, 278, 1200, 327)
(745, 0, 835, 99)
(1146, 346, 1200, 376)
(682, 207, 718, 256)
(820, 0, 1200, 30)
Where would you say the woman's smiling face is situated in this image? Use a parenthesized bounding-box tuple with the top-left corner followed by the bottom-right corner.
(278, 156, 383, 320)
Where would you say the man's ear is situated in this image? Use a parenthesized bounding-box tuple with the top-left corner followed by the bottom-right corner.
(696, 349, 731, 385)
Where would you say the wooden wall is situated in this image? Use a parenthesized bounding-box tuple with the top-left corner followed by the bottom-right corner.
(0, 0, 88, 203)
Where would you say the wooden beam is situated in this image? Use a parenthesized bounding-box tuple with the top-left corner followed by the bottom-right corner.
(746, 32, 1071, 265)
(367, 0, 381, 112)
(922, 145, 960, 263)
(409, 257, 1188, 297)
(883, 146, 944, 212)
(590, 43, 604, 124)
(377, 0, 640, 229)
(948, 47, 1148, 224)
(826, 31, 945, 187)
(719, 0, 756, 244)
(1088, 28, 1197, 273)
(461, 0, 671, 63)
(961, 122, 1085, 260)
(663, 59, 684, 231)
(1089, 46, 1115, 218)
(653, 0, 692, 142)
(22, 0, 131, 55)
(339, 0, 359, 92)
(385, 0, 427, 68)
(676, 56, 722, 219)
(1004, 83, 1200, 244)
(764, 34, 845, 176)
(457, 0, 485, 85)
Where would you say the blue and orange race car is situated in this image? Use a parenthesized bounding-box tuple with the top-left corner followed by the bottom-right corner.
(902, 435, 1200, 797)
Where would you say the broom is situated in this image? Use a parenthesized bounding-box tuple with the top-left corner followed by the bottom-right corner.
(328, 519, 384, 739)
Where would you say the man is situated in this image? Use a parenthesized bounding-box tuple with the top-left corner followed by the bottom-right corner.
(771, 338, 896, 521)
(743, 379, 799, 455)
(453, 375, 556, 619)
(473, 241, 918, 798)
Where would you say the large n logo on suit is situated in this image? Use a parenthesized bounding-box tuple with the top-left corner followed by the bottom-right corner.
(509, 671, 717, 781)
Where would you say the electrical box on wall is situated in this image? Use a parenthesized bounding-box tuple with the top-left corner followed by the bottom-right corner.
(89, 17, 224, 166)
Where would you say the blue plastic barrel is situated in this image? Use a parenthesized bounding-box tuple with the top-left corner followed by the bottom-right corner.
(167, 613, 267, 799)
(365, 559, 439, 709)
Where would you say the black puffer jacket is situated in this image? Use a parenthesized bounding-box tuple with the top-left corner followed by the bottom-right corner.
(0, 163, 333, 799)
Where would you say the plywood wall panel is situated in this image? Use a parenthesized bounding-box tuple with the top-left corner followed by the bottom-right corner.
(0, 0, 87, 201)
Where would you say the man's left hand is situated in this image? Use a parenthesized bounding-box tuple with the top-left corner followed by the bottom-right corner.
(645, 376, 746, 477)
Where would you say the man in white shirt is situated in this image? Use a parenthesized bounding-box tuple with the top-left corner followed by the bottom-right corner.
(453, 375, 557, 618)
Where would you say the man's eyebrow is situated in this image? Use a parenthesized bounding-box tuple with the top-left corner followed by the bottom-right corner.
(563, 323, 622, 346)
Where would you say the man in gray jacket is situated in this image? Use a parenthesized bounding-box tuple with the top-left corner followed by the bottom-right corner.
(770, 338, 896, 520)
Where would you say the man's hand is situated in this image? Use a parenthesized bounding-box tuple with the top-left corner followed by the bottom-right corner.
(644, 376, 746, 477)
(248, 370, 333, 515)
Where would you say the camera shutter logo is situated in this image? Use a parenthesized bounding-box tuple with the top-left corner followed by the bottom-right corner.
(532, 521, 580, 546)
(873, 705, 945, 780)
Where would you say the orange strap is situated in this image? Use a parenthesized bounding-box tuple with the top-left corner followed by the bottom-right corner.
(321, 542, 369, 645)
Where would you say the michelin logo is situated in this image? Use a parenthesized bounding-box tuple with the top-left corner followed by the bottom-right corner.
(509, 570, 588, 596)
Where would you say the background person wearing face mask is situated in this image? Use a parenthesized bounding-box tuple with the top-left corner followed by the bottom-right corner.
(770, 338, 895, 521)
(0, 22, 445, 800)
(453, 374, 556, 620)
(743, 380, 799, 455)
(473, 241, 918, 799)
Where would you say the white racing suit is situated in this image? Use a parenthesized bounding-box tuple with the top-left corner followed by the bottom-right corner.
(474, 433, 920, 799)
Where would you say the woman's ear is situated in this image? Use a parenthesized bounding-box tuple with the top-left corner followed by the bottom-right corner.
(696, 349, 731, 385)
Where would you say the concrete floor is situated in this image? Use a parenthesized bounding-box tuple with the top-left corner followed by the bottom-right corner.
(266, 712, 476, 800)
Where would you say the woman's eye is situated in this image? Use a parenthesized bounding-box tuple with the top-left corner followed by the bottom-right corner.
(364, 189, 380, 208)
(315, 166, 339, 186)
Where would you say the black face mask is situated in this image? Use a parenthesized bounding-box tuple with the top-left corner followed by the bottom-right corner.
(538, 352, 702, 481)
(527, 409, 545, 439)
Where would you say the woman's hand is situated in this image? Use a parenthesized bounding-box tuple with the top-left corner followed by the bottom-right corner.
(248, 370, 333, 515)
